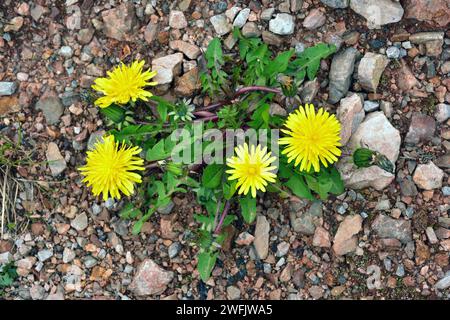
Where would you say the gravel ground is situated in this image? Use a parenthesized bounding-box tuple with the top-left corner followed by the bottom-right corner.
(0, 0, 449, 300)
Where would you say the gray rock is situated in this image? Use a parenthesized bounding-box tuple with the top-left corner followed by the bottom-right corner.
(129, 259, 174, 296)
(35, 93, 64, 125)
(396, 264, 405, 277)
(59, 46, 73, 58)
(299, 79, 319, 102)
(321, 0, 349, 8)
(442, 186, 450, 197)
(0, 252, 13, 264)
(303, 8, 326, 30)
(328, 47, 358, 104)
(386, 46, 400, 59)
(290, 201, 323, 235)
(168, 242, 181, 259)
(349, 0, 404, 29)
(337, 112, 400, 190)
(87, 130, 105, 150)
(261, 8, 275, 21)
(276, 241, 290, 257)
(358, 52, 389, 92)
(269, 13, 295, 35)
(413, 162, 444, 190)
(372, 214, 412, 243)
(254, 215, 270, 260)
(435, 272, 450, 290)
(227, 286, 241, 300)
(233, 8, 250, 28)
(405, 113, 436, 144)
(151, 53, 183, 85)
(399, 179, 418, 196)
(37, 249, 53, 262)
(30, 284, 46, 300)
(169, 10, 187, 29)
(84, 256, 97, 268)
(363, 100, 379, 112)
(0, 82, 17, 96)
(242, 22, 261, 38)
(46, 142, 66, 177)
(62, 247, 76, 263)
(336, 93, 365, 145)
(210, 14, 232, 36)
(71, 213, 88, 231)
(291, 0, 304, 12)
(434, 103, 450, 122)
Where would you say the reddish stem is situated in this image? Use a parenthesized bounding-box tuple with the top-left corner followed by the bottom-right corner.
(214, 200, 231, 235)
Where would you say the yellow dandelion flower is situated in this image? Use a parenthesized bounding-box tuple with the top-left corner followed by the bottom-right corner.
(279, 104, 342, 172)
(226, 143, 277, 198)
(92, 60, 157, 108)
(79, 135, 145, 200)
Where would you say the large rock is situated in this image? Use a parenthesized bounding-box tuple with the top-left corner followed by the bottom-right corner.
(129, 259, 174, 296)
(0, 96, 20, 115)
(336, 93, 365, 145)
(349, 0, 404, 29)
(0, 82, 17, 96)
(210, 14, 232, 36)
(174, 67, 200, 97)
(435, 104, 450, 123)
(328, 47, 358, 104)
(404, 0, 450, 28)
(169, 10, 187, 29)
(254, 215, 270, 260)
(46, 143, 66, 177)
(303, 8, 326, 30)
(269, 13, 295, 35)
(169, 40, 201, 60)
(358, 52, 389, 92)
(337, 112, 401, 190)
(404, 113, 436, 144)
(332, 215, 362, 256)
(35, 91, 64, 125)
(151, 53, 184, 85)
(372, 214, 412, 243)
(290, 201, 323, 235)
(101, 3, 138, 41)
(413, 162, 444, 190)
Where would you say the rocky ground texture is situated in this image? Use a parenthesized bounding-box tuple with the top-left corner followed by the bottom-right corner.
(0, 0, 449, 300)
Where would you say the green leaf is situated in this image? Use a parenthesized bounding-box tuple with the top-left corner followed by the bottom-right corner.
(328, 167, 345, 195)
(223, 181, 237, 200)
(99, 104, 126, 124)
(110, 124, 159, 144)
(285, 174, 314, 200)
(146, 139, 168, 161)
(119, 203, 142, 220)
(202, 164, 224, 189)
(239, 194, 257, 224)
(198, 251, 218, 282)
(205, 38, 224, 69)
(265, 49, 294, 78)
(289, 43, 336, 80)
